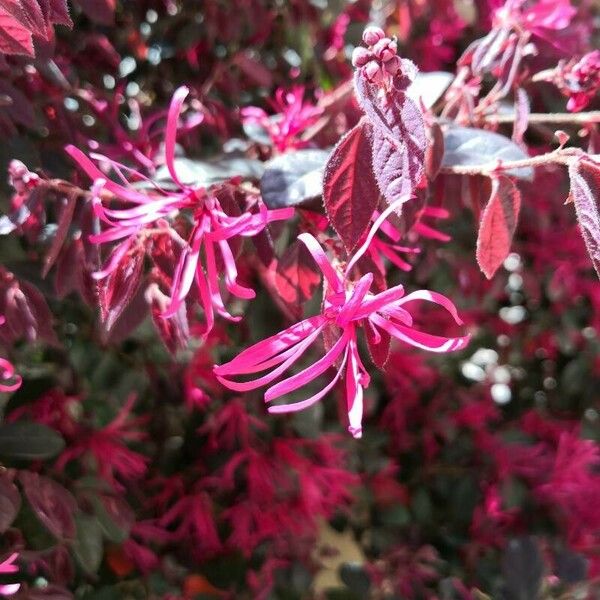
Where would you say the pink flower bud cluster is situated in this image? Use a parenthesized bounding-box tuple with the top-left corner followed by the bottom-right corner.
(351, 26, 402, 85)
(561, 50, 600, 112)
(8, 160, 39, 195)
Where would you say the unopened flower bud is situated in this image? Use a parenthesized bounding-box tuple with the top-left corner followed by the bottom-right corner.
(373, 38, 397, 63)
(383, 55, 402, 75)
(352, 47, 373, 68)
(364, 60, 384, 84)
(362, 26, 385, 47)
(8, 160, 39, 195)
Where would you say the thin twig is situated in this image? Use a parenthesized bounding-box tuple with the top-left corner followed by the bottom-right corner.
(484, 111, 600, 125)
(439, 147, 594, 177)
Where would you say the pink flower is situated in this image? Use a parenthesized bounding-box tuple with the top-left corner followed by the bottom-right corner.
(241, 86, 323, 152)
(55, 394, 148, 489)
(0, 317, 21, 393)
(66, 87, 293, 335)
(215, 204, 470, 438)
(0, 553, 19, 596)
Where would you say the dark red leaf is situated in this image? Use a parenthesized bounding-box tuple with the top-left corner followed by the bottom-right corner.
(0, 4, 34, 56)
(476, 175, 521, 279)
(15, 0, 46, 39)
(274, 240, 321, 318)
(323, 121, 379, 252)
(99, 244, 145, 333)
(43, 191, 78, 278)
(42, 0, 72, 27)
(425, 121, 444, 180)
(569, 158, 600, 279)
(19, 472, 77, 540)
(0, 474, 20, 533)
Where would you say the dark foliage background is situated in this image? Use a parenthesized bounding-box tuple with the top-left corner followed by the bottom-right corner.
(0, 1, 599, 599)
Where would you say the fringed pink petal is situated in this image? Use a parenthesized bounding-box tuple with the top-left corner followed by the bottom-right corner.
(214, 316, 326, 376)
(65, 145, 150, 204)
(90, 225, 142, 244)
(352, 284, 406, 320)
(396, 289, 464, 325)
(297, 233, 343, 293)
(377, 242, 413, 271)
(346, 192, 411, 276)
(163, 223, 204, 318)
(195, 263, 214, 336)
(346, 338, 365, 439)
(267, 347, 348, 415)
(204, 238, 241, 322)
(165, 86, 190, 189)
(371, 314, 470, 353)
(264, 329, 350, 401)
(412, 221, 451, 242)
(337, 273, 373, 326)
(215, 324, 324, 392)
(218, 240, 255, 300)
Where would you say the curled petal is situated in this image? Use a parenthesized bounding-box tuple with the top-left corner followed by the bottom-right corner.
(396, 289, 464, 325)
(352, 284, 405, 320)
(215, 316, 326, 376)
(371, 314, 470, 353)
(265, 329, 350, 401)
(337, 273, 373, 326)
(0, 359, 21, 393)
(215, 322, 325, 392)
(297, 233, 343, 293)
(165, 86, 191, 188)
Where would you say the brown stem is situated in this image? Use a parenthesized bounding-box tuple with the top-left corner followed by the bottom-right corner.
(439, 147, 591, 177)
(482, 111, 600, 125)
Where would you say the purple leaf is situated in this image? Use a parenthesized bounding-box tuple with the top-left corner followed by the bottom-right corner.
(0, 3, 34, 56)
(19, 472, 77, 540)
(569, 158, 600, 279)
(354, 72, 426, 205)
(42, 191, 78, 278)
(323, 121, 379, 252)
(0, 474, 20, 533)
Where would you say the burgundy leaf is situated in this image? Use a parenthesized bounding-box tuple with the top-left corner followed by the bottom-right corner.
(425, 121, 444, 180)
(15, 0, 47, 40)
(99, 244, 144, 333)
(0, 80, 36, 127)
(18, 280, 59, 345)
(0, 474, 20, 533)
(104, 285, 148, 345)
(476, 175, 521, 279)
(54, 238, 97, 306)
(354, 72, 426, 204)
(74, 0, 115, 25)
(43, 191, 78, 278)
(42, 0, 72, 27)
(19, 472, 77, 540)
(274, 240, 321, 318)
(323, 121, 379, 252)
(569, 158, 600, 279)
(0, 3, 34, 56)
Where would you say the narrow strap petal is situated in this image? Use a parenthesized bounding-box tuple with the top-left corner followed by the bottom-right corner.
(297, 233, 342, 293)
(265, 329, 350, 401)
(352, 284, 405, 320)
(65, 145, 150, 204)
(345, 192, 411, 277)
(396, 290, 464, 325)
(337, 273, 373, 326)
(165, 86, 190, 189)
(371, 314, 470, 353)
(267, 347, 348, 414)
(215, 324, 323, 392)
(214, 316, 325, 375)
(218, 240, 255, 300)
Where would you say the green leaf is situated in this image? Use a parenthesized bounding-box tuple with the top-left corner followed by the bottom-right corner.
(0, 422, 65, 460)
(73, 515, 104, 574)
